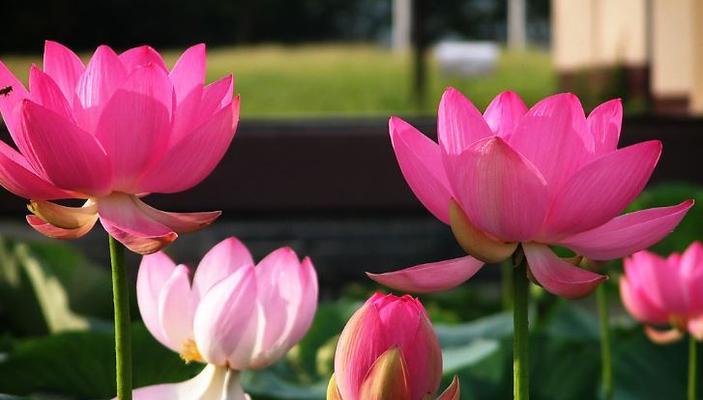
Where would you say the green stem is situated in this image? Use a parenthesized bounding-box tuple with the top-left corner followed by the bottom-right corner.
(502, 260, 514, 310)
(596, 283, 613, 400)
(513, 249, 529, 400)
(689, 335, 698, 400)
(110, 236, 132, 400)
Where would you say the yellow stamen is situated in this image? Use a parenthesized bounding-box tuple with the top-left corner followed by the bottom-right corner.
(180, 338, 203, 364)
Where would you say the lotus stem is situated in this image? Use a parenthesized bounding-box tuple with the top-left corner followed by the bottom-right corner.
(513, 248, 529, 400)
(596, 283, 613, 400)
(110, 235, 133, 400)
(689, 334, 698, 400)
(502, 260, 514, 310)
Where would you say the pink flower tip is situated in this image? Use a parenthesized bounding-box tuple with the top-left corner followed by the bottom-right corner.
(332, 293, 443, 400)
(386, 88, 691, 299)
(621, 241, 703, 342)
(136, 237, 318, 369)
(0, 42, 238, 253)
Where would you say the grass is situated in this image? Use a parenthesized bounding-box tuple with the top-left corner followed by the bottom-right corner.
(1, 44, 556, 118)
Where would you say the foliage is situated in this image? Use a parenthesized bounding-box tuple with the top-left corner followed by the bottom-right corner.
(0, 238, 111, 336)
(0, 183, 701, 399)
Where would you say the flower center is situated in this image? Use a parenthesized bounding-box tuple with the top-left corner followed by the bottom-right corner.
(180, 338, 203, 363)
(670, 314, 687, 332)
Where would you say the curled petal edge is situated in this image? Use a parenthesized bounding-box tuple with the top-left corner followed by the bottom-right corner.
(644, 325, 684, 344)
(26, 214, 97, 239)
(134, 196, 221, 233)
(27, 199, 97, 229)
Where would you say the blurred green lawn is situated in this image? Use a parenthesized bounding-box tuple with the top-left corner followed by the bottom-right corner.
(1, 44, 556, 118)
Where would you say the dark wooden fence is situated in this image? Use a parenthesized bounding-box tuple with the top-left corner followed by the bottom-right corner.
(114, 115, 703, 214)
(0, 116, 701, 215)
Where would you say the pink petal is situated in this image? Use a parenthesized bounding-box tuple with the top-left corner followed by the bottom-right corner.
(26, 214, 96, 239)
(366, 296, 441, 397)
(624, 251, 671, 312)
(619, 273, 668, 325)
(42, 41, 84, 104)
(507, 93, 591, 193)
(225, 302, 264, 370)
(483, 90, 527, 138)
(285, 257, 319, 346)
(21, 100, 112, 196)
(557, 200, 694, 260)
(681, 242, 703, 314)
(192, 237, 254, 302)
(367, 256, 484, 293)
(523, 243, 606, 299)
(437, 87, 494, 155)
(136, 98, 238, 194)
(119, 46, 168, 73)
(358, 348, 412, 400)
(97, 193, 177, 255)
(444, 136, 549, 241)
(170, 44, 214, 144)
(199, 75, 234, 118)
(96, 63, 173, 191)
(542, 141, 661, 239)
(170, 84, 203, 144)
(389, 116, 452, 223)
(227, 257, 317, 370)
(193, 265, 258, 366)
(0, 141, 72, 200)
(170, 44, 206, 103)
(588, 99, 622, 156)
(137, 251, 177, 349)
(655, 254, 690, 316)
(158, 264, 195, 353)
(406, 314, 443, 398)
(246, 249, 318, 368)
(255, 250, 304, 344)
(689, 318, 703, 341)
(134, 197, 221, 234)
(171, 75, 233, 145)
(0, 60, 30, 149)
(334, 302, 389, 400)
(28, 65, 74, 121)
(75, 45, 127, 133)
(169, 75, 235, 151)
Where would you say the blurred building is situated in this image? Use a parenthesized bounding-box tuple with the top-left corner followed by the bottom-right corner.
(552, 0, 703, 116)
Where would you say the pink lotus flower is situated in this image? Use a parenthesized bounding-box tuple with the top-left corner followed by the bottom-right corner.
(621, 243, 703, 343)
(370, 88, 692, 298)
(328, 293, 460, 400)
(131, 237, 318, 399)
(0, 41, 239, 254)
